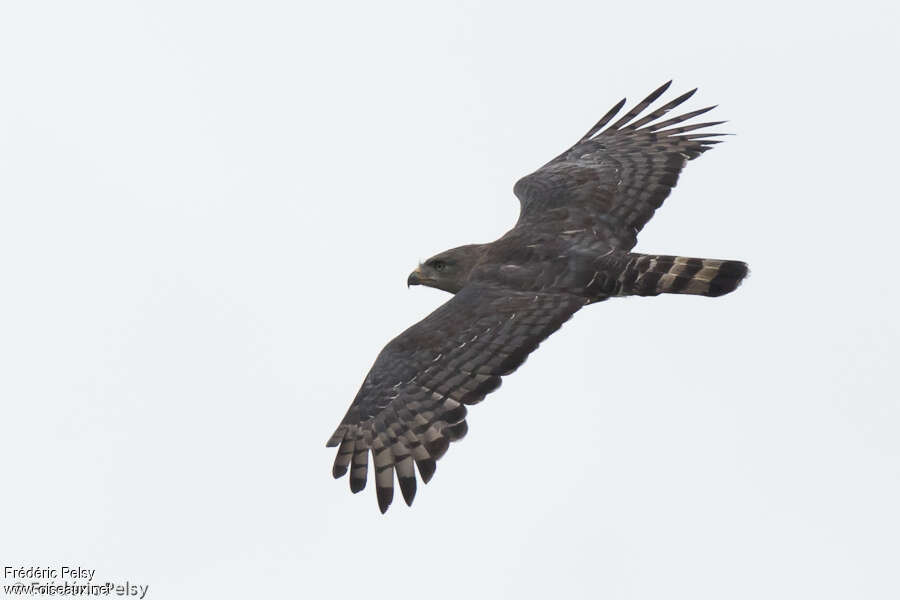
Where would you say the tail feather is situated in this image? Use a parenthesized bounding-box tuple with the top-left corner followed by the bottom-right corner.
(617, 254, 748, 298)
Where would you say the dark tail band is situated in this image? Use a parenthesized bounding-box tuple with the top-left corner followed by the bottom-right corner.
(616, 254, 748, 298)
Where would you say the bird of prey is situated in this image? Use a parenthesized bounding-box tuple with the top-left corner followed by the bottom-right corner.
(327, 81, 748, 513)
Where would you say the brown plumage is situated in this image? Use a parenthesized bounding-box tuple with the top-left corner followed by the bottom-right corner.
(327, 82, 748, 513)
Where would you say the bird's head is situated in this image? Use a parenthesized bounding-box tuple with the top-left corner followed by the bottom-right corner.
(407, 244, 484, 294)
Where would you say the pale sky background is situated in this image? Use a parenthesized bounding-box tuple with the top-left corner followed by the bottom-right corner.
(1, 1, 898, 599)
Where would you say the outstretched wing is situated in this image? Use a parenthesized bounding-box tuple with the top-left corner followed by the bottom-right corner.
(513, 81, 726, 249)
(326, 285, 584, 513)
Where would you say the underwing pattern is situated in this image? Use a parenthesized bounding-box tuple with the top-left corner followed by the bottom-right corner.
(327, 82, 749, 512)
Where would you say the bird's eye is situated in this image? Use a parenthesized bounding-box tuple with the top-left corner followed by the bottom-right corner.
(432, 260, 446, 272)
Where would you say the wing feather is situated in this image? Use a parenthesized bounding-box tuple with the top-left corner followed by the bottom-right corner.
(580, 98, 627, 141)
(644, 105, 717, 131)
(607, 80, 672, 131)
(624, 88, 697, 130)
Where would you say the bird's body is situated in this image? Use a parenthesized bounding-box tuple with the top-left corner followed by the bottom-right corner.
(327, 82, 748, 512)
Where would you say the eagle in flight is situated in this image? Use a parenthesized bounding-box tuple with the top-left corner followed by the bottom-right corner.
(327, 82, 748, 512)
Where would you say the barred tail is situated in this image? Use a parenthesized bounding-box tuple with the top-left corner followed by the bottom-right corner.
(616, 254, 749, 298)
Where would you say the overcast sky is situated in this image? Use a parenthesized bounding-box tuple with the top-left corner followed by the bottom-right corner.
(1, 1, 898, 599)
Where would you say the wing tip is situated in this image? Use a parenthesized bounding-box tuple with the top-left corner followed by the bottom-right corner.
(350, 475, 367, 494)
(416, 458, 436, 483)
(376, 485, 393, 514)
(398, 476, 417, 506)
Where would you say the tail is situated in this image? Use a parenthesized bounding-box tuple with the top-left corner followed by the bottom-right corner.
(616, 253, 749, 298)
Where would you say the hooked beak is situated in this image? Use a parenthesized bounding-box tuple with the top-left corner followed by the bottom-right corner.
(407, 267, 424, 288)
